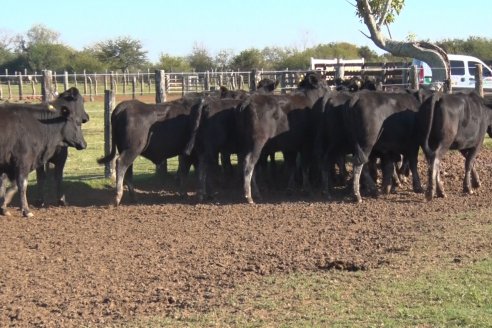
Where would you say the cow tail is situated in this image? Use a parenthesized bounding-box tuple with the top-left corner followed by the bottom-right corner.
(421, 93, 439, 157)
(183, 98, 205, 156)
(96, 115, 118, 165)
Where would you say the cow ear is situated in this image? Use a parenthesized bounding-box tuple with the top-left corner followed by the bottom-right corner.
(59, 87, 80, 101)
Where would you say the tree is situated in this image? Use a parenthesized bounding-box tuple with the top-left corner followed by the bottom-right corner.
(187, 43, 214, 71)
(157, 53, 192, 72)
(25, 43, 73, 72)
(214, 49, 234, 71)
(355, 0, 450, 90)
(230, 48, 265, 71)
(69, 49, 106, 73)
(94, 36, 148, 72)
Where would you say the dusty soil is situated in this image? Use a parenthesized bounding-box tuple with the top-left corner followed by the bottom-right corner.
(1, 150, 491, 327)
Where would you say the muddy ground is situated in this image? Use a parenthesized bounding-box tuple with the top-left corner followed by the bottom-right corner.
(0, 150, 491, 327)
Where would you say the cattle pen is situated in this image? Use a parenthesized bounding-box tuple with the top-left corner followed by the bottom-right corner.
(0, 64, 491, 326)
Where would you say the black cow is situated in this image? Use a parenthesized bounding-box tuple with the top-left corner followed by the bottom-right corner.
(418, 91, 492, 200)
(97, 96, 204, 206)
(237, 72, 328, 203)
(219, 78, 279, 99)
(0, 87, 87, 217)
(343, 89, 430, 202)
(185, 97, 243, 200)
(34, 145, 69, 207)
(313, 90, 354, 197)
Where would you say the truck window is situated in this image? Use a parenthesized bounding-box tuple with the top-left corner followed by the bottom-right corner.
(450, 60, 465, 75)
(468, 61, 492, 77)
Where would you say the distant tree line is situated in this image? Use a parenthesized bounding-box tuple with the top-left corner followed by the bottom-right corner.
(1, 24, 492, 74)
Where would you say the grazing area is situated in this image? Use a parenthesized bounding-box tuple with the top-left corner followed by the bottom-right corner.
(0, 99, 491, 326)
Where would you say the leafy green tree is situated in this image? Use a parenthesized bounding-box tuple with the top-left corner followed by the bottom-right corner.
(25, 43, 73, 72)
(230, 48, 265, 71)
(357, 46, 379, 61)
(214, 49, 234, 71)
(261, 46, 293, 70)
(69, 49, 106, 73)
(188, 43, 214, 71)
(157, 53, 192, 72)
(437, 37, 492, 62)
(93, 36, 148, 72)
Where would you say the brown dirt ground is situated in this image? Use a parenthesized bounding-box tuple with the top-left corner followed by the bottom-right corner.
(1, 150, 492, 327)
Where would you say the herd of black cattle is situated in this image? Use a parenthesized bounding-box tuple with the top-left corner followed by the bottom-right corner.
(1, 72, 492, 217)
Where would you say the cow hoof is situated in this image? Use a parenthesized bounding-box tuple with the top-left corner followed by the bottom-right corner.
(0, 208, 11, 217)
(245, 197, 255, 204)
(57, 198, 67, 206)
(353, 195, 363, 203)
(22, 211, 34, 218)
(425, 192, 433, 201)
(413, 186, 424, 194)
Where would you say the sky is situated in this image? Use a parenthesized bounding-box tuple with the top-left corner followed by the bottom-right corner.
(0, 0, 490, 63)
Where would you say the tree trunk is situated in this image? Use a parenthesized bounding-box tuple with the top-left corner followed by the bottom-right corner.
(357, 0, 451, 91)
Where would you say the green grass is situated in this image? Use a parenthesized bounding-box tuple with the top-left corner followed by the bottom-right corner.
(125, 259, 491, 327)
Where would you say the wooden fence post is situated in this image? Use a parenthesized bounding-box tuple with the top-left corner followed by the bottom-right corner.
(155, 70, 167, 175)
(83, 70, 88, 95)
(53, 72, 58, 94)
(204, 71, 210, 91)
(87, 76, 94, 102)
(281, 71, 287, 94)
(139, 72, 144, 95)
(41, 70, 54, 102)
(409, 65, 418, 90)
(8, 80, 12, 99)
(475, 63, 484, 97)
(249, 69, 257, 91)
(64, 71, 69, 91)
(155, 70, 166, 103)
(132, 76, 136, 99)
(104, 90, 116, 179)
(18, 73, 23, 100)
(94, 74, 98, 96)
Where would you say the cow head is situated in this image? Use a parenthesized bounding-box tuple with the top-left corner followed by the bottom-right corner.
(256, 78, 279, 93)
(53, 88, 88, 150)
(298, 71, 324, 90)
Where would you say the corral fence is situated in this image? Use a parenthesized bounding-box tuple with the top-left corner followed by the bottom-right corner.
(0, 60, 489, 102)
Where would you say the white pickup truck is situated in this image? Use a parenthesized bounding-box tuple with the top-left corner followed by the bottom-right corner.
(413, 54, 492, 90)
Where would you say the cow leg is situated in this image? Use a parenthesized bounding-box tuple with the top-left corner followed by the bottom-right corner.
(352, 164, 364, 203)
(0, 176, 17, 217)
(380, 156, 394, 194)
(53, 148, 68, 206)
(284, 152, 298, 195)
(407, 151, 423, 194)
(436, 161, 446, 198)
(321, 152, 333, 199)
(114, 152, 138, 206)
(471, 166, 481, 189)
(461, 148, 479, 194)
(35, 165, 48, 207)
(243, 142, 266, 204)
(220, 152, 234, 181)
(426, 156, 437, 201)
(176, 155, 193, 196)
(17, 174, 33, 218)
(124, 165, 136, 202)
